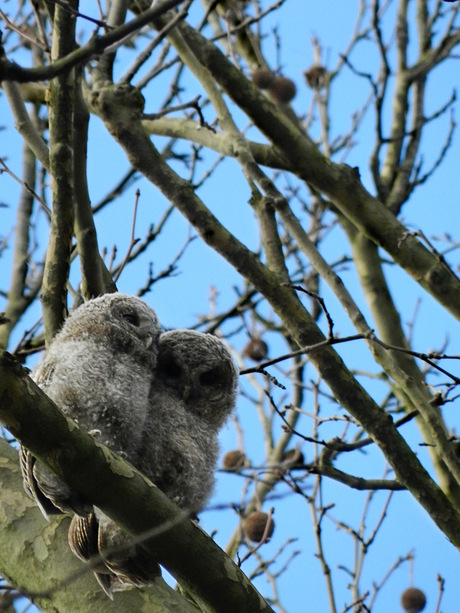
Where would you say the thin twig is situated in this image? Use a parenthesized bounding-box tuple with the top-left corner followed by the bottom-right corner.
(113, 189, 141, 283)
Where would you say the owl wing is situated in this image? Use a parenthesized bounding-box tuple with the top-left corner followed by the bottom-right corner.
(68, 510, 161, 597)
(19, 444, 91, 518)
(19, 445, 63, 518)
(68, 513, 115, 598)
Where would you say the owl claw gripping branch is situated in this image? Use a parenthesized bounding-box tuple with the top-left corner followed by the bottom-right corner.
(19, 293, 238, 596)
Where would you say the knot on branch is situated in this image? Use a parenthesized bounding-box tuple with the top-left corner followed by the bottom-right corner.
(0, 351, 27, 379)
(90, 83, 145, 123)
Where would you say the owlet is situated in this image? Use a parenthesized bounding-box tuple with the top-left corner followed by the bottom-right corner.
(20, 293, 161, 517)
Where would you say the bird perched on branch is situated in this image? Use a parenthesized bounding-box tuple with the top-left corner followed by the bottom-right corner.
(19, 293, 161, 592)
(20, 300, 238, 595)
(20, 293, 161, 516)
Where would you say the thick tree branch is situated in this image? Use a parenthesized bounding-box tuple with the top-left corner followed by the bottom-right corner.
(40, 1, 78, 344)
(0, 352, 275, 613)
(0, 436, 199, 611)
(142, 116, 292, 170)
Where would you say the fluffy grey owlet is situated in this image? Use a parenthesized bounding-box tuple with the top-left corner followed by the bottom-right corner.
(19, 293, 161, 591)
(68, 329, 238, 595)
(140, 329, 239, 512)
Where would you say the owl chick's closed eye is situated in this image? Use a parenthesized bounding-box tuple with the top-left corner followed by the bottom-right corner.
(20, 293, 161, 517)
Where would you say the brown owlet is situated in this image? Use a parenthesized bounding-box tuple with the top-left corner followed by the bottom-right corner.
(68, 329, 238, 594)
(19, 293, 161, 518)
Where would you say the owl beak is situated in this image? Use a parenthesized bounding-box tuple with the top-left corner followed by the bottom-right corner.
(183, 383, 199, 402)
(145, 335, 154, 350)
(183, 383, 191, 402)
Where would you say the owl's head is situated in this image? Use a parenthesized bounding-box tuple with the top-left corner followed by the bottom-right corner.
(56, 293, 161, 356)
(156, 329, 238, 428)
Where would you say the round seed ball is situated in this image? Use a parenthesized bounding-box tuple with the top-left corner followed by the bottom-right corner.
(252, 68, 276, 90)
(304, 65, 327, 89)
(401, 587, 427, 613)
(283, 449, 305, 466)
(223, 449, 248, 470)
(243, 337, 268, 361)
(243, 511, 275, 543)
(269, 76, 297, 104)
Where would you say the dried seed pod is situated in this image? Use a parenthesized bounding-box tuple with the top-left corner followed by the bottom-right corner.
(223, 449, 248, 470)
(252, 68, 276, 90)
(269, 76, 297, 104)
(243, 511, 275, 543)
(282, 449, 305, 466)
(401, 587, 427, 613)
(243, 337, 268, 361)
(304, 65, 327, 89)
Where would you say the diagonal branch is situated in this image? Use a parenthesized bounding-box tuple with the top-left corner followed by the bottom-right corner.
(0, 351, 275, 613)
(0, 435, 199, 611)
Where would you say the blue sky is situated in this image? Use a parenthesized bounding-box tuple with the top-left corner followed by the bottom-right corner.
(3, 1, 460, 611)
